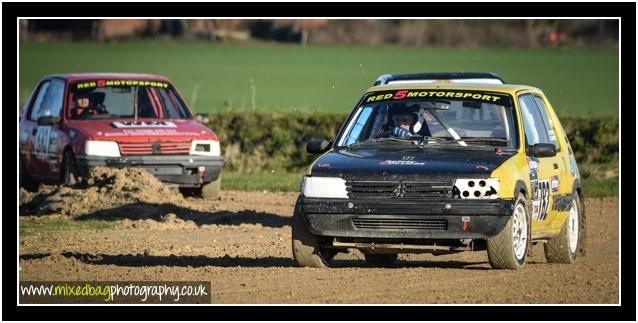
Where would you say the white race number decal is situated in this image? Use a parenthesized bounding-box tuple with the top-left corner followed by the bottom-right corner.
(34, 126, 52, 158)
(531, 179, 551, 221)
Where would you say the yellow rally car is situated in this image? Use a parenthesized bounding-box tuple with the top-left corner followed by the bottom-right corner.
(293, 72, 584, 269)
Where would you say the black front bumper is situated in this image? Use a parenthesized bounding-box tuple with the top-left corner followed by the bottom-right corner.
(301, 197, 515, 239)
(77, 155, 224, 186)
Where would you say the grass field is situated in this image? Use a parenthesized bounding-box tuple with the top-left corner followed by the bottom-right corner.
(19, 41, 618, 116)
(581, 177, 619, 198)
(19, 218, 116, 238)
(222, 171, 302, 192)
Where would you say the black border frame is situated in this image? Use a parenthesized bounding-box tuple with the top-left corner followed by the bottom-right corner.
(4, 2, 635, 321)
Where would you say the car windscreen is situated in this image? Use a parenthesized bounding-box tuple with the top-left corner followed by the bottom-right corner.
(68, 80, 192, 120)
(338, 89, 518, 148)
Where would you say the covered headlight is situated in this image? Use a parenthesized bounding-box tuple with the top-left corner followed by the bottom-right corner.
(190, 140, 221, 156)
(84, 140, 121, 157)
(454, 178, 499, 199)
(301, 176, 348, 199)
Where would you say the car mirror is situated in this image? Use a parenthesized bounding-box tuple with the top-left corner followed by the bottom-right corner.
(195, 113, 210, 123)
(37, 116, 61, 126)
(306, 139, 332, 154)
(530, 143, 556, 157)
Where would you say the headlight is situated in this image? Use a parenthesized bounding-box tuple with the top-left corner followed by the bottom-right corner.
(454, 178, 499, 199)
(302, 176, 348, 199)
(190, 140, 220, 156)
(84, 141, 121, 157)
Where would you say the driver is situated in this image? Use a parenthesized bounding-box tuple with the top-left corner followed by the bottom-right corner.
(391, 112, 417, 136)
(379, 110, 418, 138)
(71, 93, 95, 118)
(376, 102, 428, 138)
(71, 92, 107, 118)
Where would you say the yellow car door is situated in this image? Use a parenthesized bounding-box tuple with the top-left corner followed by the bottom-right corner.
(517, 92, 560, 235)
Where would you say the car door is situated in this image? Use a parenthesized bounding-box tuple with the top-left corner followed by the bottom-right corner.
(20, 79, 51, 180)
(532, 94, 571, 231)
(518, 93, 560, 233)
(27, 78, 66, 181)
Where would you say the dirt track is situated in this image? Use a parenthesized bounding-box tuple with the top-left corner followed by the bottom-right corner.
(19, 169, 619, 304)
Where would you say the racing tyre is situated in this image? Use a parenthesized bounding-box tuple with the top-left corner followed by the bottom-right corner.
(19, 153, 37, 191)
(291, 197, 332, 268)
(61, 150, 80, 186)
(544, 193, 582, 264)
(363, 253, 398, 267)
(487, 193, 531, 269)
(200, 174, 222, 199)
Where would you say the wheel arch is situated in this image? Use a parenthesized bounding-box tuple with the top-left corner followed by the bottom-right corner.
(62, 144, 75, 157)
(514, 179, 527, 198)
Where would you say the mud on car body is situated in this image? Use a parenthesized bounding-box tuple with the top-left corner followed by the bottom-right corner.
(19, 73, 224, 198)
(293, 72, 584, 269)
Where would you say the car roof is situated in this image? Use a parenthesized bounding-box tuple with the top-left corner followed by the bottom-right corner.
(367, 82, 542, 95)
(45, 73, 172, 83)
(374, 72, 506, 85)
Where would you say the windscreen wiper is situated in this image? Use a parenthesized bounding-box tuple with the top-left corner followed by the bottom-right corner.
(447, 137, 510, 146)
(418, 136, 450, 145)
(347, 136, 419, 149)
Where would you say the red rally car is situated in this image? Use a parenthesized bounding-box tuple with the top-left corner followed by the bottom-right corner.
(19, 73, 224, 198)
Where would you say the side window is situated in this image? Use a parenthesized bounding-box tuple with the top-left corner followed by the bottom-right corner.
(533, 96, 559, 150)
(518, 94, 550, 146)
(28, 81, 50, 121)
(36, 79, 65, 119)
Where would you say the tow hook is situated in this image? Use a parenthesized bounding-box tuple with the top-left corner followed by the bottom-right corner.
(198, 166, 205, 184)
(461, 216, 470, 232)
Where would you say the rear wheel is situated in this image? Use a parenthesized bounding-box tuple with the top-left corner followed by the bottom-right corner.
(291, 197, 333, 268)
(544, 193, 581, 264)
(61, 150, 80, 186)
(487, 193, 530, 269)
(19, 153, 38, 191)
(363, 253, 398, 267)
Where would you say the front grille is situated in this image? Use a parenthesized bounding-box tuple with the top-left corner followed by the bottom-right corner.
(352, 217, 448, 231)
(119, 142, 152, 155)
(119, 142, 191, 155)
(159, 142, 191, 154)
(346, 181, 453, 199)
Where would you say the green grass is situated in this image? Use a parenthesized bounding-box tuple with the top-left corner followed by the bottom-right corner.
(582, 177, 619, 198)
(19, 218, 116, 237)
(19, 41, 618, 116)
(222, 171, 302, 192)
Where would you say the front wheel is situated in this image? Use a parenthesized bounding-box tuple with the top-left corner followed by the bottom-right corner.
(201, 174, 222, 199)
(487, 193, 531, 269)
(291, 197, 333, 268)
(61, 150, 80, 186)
(544, 193, 582, 264)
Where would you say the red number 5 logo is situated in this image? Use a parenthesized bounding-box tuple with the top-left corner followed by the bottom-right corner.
(393, 90, 408, 100)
